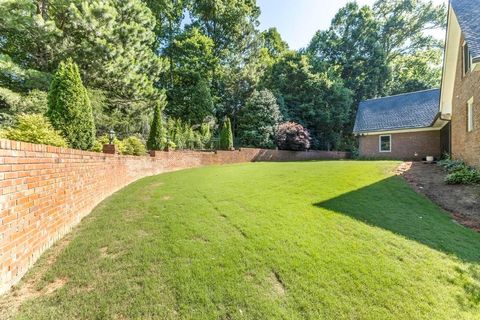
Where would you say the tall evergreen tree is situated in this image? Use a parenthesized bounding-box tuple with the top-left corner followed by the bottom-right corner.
(47, 58, 95, 150)
(237, 89, 281, 148)
(147, 103, 167, 151)
(219, 117, 233, 150)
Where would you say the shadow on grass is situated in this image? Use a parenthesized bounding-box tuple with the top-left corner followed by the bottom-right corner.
(314, 176, 480, 264)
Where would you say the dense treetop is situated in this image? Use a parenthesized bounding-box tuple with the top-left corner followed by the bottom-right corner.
(0, 0, 446, 151)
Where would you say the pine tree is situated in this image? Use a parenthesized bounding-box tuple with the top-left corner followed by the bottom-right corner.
(47, 58, 95, 150)
(147, 103, 167, 150)
(219, 117, 233, 150)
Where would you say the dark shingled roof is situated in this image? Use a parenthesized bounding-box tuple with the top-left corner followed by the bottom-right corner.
(452, 0, 480, 62)
(353, 89, 440, 134)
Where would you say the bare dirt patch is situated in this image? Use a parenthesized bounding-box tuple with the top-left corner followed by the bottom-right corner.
(398, 162, 480, 231)
(99, 246, 120, 259)
(269, 271, 286, 297)
(161, 195, 172, 201)
(191, 235, 210, 244)
(137, 229, 149, 238)
(123, 209, 143, 222)
(44, 278, 67, 294)
(0, 234, 72, 320)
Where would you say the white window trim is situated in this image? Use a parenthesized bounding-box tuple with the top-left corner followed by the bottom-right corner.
(463, 41, 472, 76)
(467, 97, 474, 132)
(379, 135, 392, 153)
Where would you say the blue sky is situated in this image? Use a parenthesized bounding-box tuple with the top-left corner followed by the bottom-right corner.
(257, 0, 447, 50)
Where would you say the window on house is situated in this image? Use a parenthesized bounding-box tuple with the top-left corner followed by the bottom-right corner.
(463, 42, 472, 75)
(379, 135, 391, 152)
(467, 97, 474, 132)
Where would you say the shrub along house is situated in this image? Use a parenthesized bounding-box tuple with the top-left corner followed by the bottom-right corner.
(355, 0, 480, 164)
(353, 89, 449, 160)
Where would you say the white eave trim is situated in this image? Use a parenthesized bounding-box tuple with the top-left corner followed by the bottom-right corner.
(440, 5, 461, 119)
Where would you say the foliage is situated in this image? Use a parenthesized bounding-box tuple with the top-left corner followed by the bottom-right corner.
(147, 103, 167, 151)
(263, 52, 352, 150)
(219, 117, 234, 150)
(122, 136, 147, 156)
(0, 55, 51, 92)
(91, 134, 125, 154)
(0, 88, 48, 126)
(190, 0, 260, 65)
(66, 0, 166, 102)
(387, 49, 443, 95)
(199, 122, 213, 149)
(237, 89, 281, 148)
(373, 0, 446, 61)
(47, 58, 95, 150)
(445, 168, 480, 185)
(276, 122, 311, 151)
(0, 0, 446, 151)
(91, 134, 146, 156)
(164, 28, 216, 124)
(307, 2, 388, 105)
(165, 118, 212, 150)
(306, 0, 446, 143)
(261, 28, 289, 60)
(0, 113, 67, 147)
(438, 158, 468, 173)
(0, 0, 168, 139)
(0, 0, 64, 73)
(438, 157, 480, 185)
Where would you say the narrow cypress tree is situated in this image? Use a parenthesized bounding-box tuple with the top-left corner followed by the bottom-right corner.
(147, 103, 167, 150)
(219, 117, 234, 150)
(47, 58, 95, 150)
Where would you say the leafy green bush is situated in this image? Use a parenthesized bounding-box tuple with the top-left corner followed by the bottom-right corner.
(165, 118, 211, 150)
(0, 114, 68, 147)
(47, 58, 95, 150)
(439, 157, 480, 185)
(122, 136, 147, 156)
(219, 117, 233, 150)
(91, 134, 125, 153)
(438, 157, 467, 173)
(445, 168, 480, 185)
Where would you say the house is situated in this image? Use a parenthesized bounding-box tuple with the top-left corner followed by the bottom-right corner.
(439, 0, 480, 166)
(354, 0, 479, 164)
(353, 89, 448, 160)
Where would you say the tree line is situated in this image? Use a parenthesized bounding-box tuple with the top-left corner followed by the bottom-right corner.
(0, 0, 446, 151)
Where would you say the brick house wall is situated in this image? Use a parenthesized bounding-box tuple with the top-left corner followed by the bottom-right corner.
(451, 36, 480, 167)
(358, 130, 441, 160)
(0, 139, 350, 293)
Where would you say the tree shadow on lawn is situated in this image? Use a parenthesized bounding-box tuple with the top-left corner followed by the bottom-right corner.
(314, 176, 480, 264)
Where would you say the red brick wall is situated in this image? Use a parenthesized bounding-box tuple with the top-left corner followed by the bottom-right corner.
(451, 36, 480, 167)
(358, 130, 441, 160)
(0, 139, 349, 293)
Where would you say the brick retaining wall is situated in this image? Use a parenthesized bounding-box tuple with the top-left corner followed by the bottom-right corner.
(0, 139, 349, 293)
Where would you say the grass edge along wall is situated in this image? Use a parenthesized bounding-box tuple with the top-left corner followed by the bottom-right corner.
(0, 139, 349, 294)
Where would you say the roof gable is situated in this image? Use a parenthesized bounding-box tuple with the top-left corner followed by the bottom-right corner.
(451, 0, 480, 62)
(353, 89, 440, 134)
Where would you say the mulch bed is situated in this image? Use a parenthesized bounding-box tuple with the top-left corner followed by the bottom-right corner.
(397, 162, 480, 232)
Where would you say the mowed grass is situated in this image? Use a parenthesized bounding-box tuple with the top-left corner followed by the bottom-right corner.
(8, 161, 480, 319)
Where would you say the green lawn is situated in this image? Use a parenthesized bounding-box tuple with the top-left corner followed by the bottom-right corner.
(7, 161, 480, 319)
